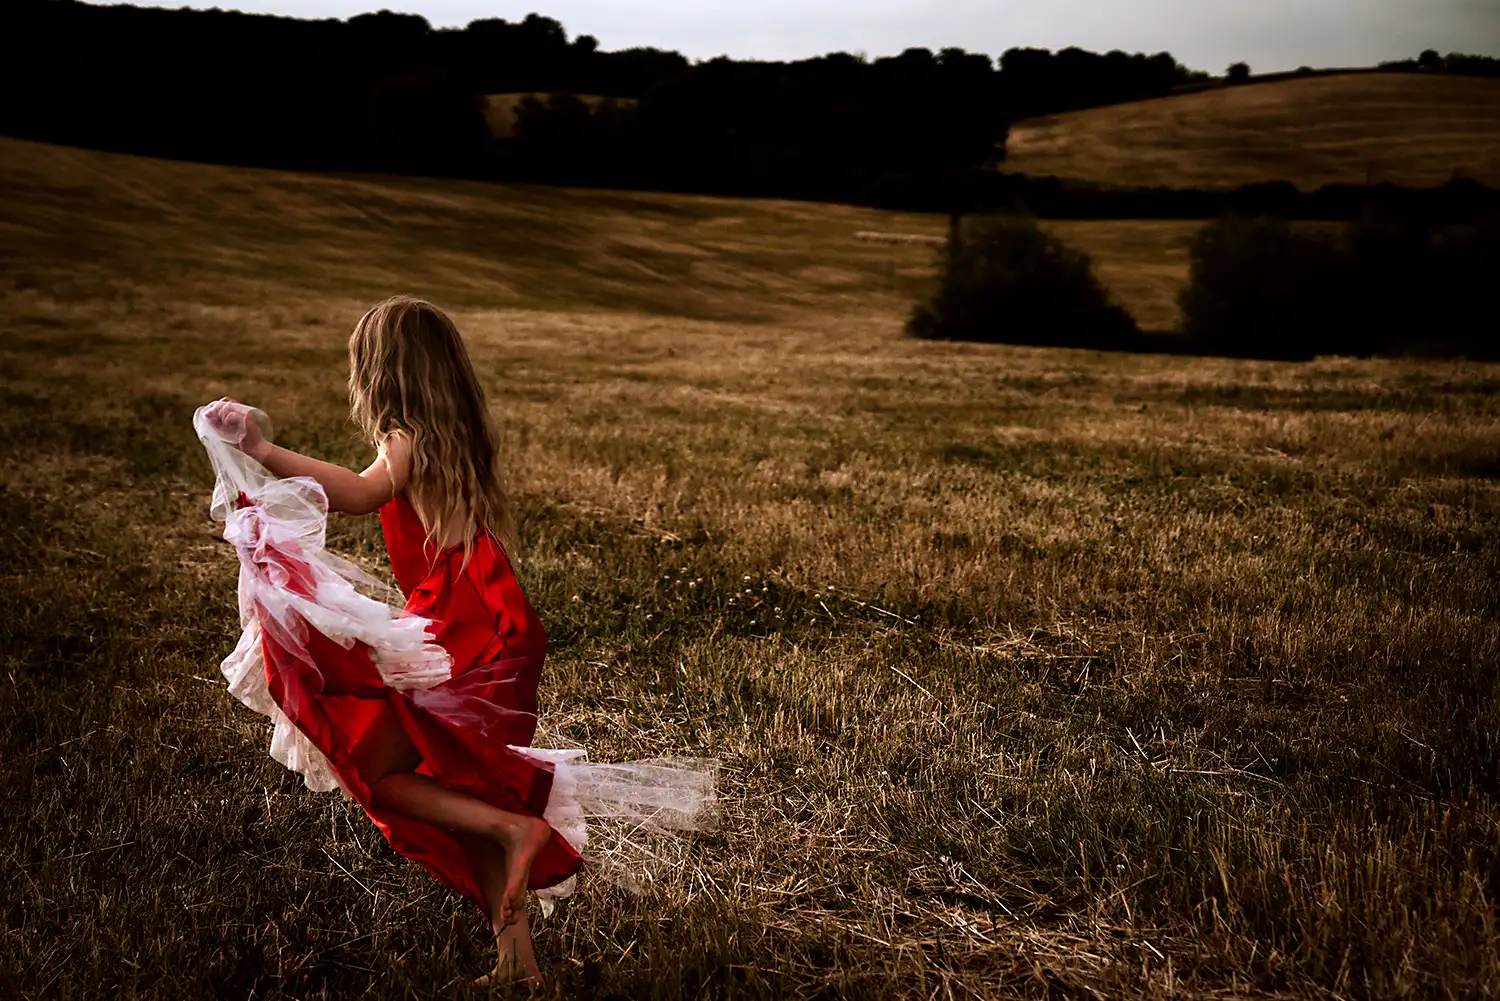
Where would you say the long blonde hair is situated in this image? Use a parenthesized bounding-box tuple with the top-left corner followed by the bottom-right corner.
(348, 295, 517, 559)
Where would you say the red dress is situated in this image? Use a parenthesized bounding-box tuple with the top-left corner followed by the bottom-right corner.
(255, 492, 583, 906)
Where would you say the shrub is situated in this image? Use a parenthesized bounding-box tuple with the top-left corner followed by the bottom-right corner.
(1181, 213, 1500, 359)
(1352, 211, 1500, 359)
(907, 215, 1138, 349)
(1428, 216, 1500, 358)
(1341, 211, 1438, 353)
(1179, 217, 1343, 359)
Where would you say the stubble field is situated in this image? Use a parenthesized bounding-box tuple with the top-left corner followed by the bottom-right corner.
(1005, 72, 1500, 190)
(2, 136, 1499, 1000)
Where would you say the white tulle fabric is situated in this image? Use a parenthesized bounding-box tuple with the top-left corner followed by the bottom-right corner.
(195, 403, 719, 911)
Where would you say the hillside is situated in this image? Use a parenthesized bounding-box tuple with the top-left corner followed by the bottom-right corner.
(0, 136, 940, 323)
(1004, 72, 1500, 189)
(5, 134, 1500, 1001)
(0, 136, 1209, 330)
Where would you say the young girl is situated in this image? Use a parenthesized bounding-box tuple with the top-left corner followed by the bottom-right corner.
(200, 296, 715, 985)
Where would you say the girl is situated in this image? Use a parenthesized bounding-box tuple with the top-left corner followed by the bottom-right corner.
(201, 296, 715, 985)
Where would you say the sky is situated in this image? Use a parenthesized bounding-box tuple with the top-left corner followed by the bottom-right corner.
(112, 0, 1500, 73)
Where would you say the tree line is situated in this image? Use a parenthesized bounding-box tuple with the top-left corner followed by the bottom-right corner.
(1, 0, 1205, 201)
(2, 2, 1495, 211)
(1380, 50, 1500, 77)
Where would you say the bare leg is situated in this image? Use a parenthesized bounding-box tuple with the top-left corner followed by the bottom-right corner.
(460, 833, 543, 986)
(352, 708, 552, 926)
(491, 915, 542, 987)
(369, 772, 551, 924)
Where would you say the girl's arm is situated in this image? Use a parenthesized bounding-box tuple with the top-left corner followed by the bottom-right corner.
(252, 436, 410, 515)
(206, 399, 410, 515)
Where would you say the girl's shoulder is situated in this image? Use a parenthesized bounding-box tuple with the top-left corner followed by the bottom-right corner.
(380, 430, 413, 470)
(379, 428, 412, 457)
(376, 430, 414, 498)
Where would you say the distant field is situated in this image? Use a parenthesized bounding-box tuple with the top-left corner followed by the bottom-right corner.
(3, 137, 1498, 999)
(484, 92, 638, 139)
(0, 136, 1196, 330)
(1005, 72, 1500, 189)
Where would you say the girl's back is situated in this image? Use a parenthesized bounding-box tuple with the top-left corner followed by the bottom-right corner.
(379, 489, 546, 690)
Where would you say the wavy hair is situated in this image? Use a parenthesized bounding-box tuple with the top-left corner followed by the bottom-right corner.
(348, 296, 517, 562)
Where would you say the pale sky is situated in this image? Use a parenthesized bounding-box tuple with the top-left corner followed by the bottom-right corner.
(110, 0, 1500, 73)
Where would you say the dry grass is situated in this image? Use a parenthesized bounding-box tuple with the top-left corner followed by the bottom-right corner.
(1005, 72, 1500, 190)
(3, 136, 1499, 1000)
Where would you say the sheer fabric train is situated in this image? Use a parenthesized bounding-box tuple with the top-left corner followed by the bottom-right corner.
(194, 403, 718, 912)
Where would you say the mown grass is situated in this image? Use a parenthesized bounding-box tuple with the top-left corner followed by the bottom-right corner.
(2, 136, 1499, 999)
(1005, 72, 1500, 190)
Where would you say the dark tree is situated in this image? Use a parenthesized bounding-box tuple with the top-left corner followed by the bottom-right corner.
(1380, 50, 1500, 77)
(908, 216, 1137, 348)
(367, 66, 490, 172)
(1180, 217, 1342, 359)
(996, 45, 1206, 119)
(1226, 62, 1252, 84)
(0, 0, 1214, 204)
(1181, 211, 1500, 360)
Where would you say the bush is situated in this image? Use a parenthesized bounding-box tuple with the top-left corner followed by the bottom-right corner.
(1348, 211, 1500, 358)
(1181, 213, 1500, 359)
(1341, 212, 1439, 353)
(907, 216, 1138, 349)
(1180, 217, 1343, 359)
(1426, 217, 1500, 358)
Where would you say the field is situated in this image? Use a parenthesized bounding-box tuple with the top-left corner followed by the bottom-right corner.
(3, 135, 1500, 1000)
(1005, 72, 1500, 190)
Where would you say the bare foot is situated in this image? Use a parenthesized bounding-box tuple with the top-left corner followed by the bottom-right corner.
(473, 965, 541, 988)
(492, 815, 552, 926)
(474, 914, 545, 987)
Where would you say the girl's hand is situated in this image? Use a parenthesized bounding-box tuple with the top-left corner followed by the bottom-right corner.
(206, 398, 273, 462)
(202, 400, 391, 515)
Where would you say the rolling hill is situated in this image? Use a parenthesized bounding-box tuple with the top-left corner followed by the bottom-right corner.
(0, 137, 1210, 331)
(1004, 72, 1500, 190)
(0, 135, 943, 322)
